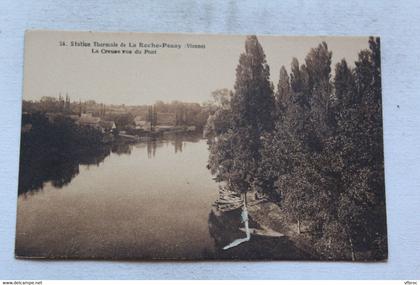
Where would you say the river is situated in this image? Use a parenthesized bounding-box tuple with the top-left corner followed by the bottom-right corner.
(16, 133, 310, 260)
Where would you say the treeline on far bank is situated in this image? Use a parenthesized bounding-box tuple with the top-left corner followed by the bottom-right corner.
(204, 36, 386, 261)
(18, 113, 111, 195)
(22, 98, 214, 131)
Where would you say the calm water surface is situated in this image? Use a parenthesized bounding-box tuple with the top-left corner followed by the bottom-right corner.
(16, 133, 310, 260)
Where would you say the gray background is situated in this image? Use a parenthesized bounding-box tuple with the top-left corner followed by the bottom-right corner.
(1, 0, 419, 280)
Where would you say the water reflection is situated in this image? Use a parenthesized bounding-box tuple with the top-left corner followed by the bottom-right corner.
(111, 143, 133, 156)
(168, 132, 202, 154)
(17, 130, 312, 260)
(18, 146, 110, 196)
(16, 134, 219, 259)
(147, 139, 156, 158)
(18, 132, 203, 196)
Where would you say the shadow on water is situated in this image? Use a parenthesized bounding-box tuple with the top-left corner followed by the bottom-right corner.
(18, 144, 111, 197)
(18, 121, 204, 196)
(208, 207, 314, 260)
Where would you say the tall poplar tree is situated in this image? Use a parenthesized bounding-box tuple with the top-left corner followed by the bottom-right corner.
(276, 65, 290, 119)
(207, 35, 275, 195)
(318, 37, 386, 260)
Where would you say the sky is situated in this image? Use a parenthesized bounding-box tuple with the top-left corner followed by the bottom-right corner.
(23, 31, 369, 105)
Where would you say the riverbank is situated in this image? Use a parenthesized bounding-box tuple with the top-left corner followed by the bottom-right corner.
(247, 200, 319, 259)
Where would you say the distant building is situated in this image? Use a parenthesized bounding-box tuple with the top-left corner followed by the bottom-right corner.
(78, 113, 101, 129)
(99, 120, 116, 133)
(134, 116, 151, 130)
(78, 113, 116, 133)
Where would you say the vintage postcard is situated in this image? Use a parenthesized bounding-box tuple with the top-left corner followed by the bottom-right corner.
(16, 30, 387, 260)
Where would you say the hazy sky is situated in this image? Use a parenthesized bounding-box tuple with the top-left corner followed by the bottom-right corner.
(24, 31, 369, 105)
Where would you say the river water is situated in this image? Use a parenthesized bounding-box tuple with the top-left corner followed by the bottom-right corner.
(16, 133, 310, 260)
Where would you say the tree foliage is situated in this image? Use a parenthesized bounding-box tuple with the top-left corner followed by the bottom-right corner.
(206, 36, 386, 260)
(206, 35, 275, 194)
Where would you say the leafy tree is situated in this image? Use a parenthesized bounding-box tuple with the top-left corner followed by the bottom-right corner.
(206, 36, 386, 260)
(276, 66, 290, 119)
(304, 42, 333, 149)
(211, 89, 232, 109)
(148, 105, 158, 129)
(114, 113, 134, 130)
(206, 35, 275, 195)
(265, 43, 334, 235)
(203, 89, 232, 139)
(317, 37, 386, 260)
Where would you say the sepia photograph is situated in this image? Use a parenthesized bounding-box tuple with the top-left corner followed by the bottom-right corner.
(15, 31, 387, 261)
